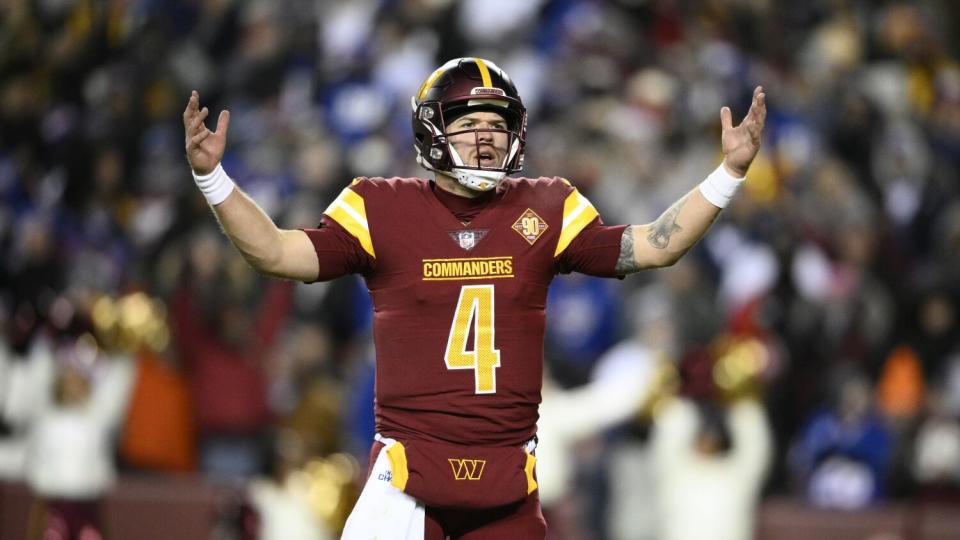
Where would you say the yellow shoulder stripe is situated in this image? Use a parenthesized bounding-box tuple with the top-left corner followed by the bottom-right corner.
(385, 442, 409, 491)
(525, 452, 538, 494)
(323, 187, 376, 258)
(554, 189, 600, 257)
(472, 58, 493, 87)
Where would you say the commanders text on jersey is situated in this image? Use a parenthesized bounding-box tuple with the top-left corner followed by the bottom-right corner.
(422, 256, 514, 281)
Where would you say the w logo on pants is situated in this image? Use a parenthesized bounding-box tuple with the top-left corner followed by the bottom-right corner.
(448, 458, 486, 480)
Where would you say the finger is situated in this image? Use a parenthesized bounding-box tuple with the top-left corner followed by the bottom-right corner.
(748, 100, 767, 139)
(186, 125, 209, 148)
(183, 99, 194, 123)
(183, 91, 200, 122)
(187, 107, 210, 136)
(189, 129, 212, 148)
(192, 107, 210, 129)
(756, 91, 767, 125)
(745, 89, 766, 122)
(720, 106, 733, 131)
(747, 93, 766, 132)
(755, 86, 765, 106)
(214, 110, 230, 139)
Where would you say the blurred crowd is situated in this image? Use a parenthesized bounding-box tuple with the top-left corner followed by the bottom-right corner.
(2, 0, 960, 538)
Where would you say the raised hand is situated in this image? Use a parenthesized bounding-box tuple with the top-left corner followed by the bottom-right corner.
(183, 91, 230, 175)
(720, 86, 766, 178)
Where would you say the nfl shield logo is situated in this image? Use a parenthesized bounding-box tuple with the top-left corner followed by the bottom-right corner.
(447, 229, 488, 251)
(459, 231, 476, 250)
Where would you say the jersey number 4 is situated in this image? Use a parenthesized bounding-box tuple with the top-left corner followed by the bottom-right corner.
(444, 285, 501, 394)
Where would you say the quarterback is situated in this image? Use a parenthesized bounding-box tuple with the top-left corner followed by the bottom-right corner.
(182, 58, 766, 538)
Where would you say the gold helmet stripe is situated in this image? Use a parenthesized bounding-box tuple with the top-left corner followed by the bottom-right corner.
(472, 57, 493, 87)
(417, 66, 447, 101)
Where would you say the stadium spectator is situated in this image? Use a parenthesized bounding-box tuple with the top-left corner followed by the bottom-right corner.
(535, 340, 656, 538)
(790, 370, 893, 509)
(119, 345, 197, 473)
(602, 282, 681, 540)
(544, 272, 624, 388)
(0, 329, 135, 540)
(247, 429, 334, 540)
(652, 395, 772, 540)
(169, 242, 294, 479)
(911, 384, 960, 500)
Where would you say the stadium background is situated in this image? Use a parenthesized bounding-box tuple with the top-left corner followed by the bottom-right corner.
(2, 0, 960, 538)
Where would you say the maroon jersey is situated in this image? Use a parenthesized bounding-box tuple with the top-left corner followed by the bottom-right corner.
(314, 177, 622, 446)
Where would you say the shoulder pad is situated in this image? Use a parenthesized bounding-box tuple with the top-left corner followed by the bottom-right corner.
(323, 182, 376, 258)
(555, 184, 599, 257)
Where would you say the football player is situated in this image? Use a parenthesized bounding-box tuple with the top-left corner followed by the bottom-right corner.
(182, 57, 766, 539)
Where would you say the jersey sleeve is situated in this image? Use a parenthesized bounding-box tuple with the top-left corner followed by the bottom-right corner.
(300, 216, 374, 281)
(299, 181, 376, 282)
(552, 182, 627, 277)
(555, 220, 628, 277)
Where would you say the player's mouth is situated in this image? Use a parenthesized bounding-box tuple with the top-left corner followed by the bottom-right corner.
(476, 149, 500, 167)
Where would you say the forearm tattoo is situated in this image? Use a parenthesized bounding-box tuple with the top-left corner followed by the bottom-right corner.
(615, 196, 689, 274)
(615, 226, 641, 274)
(646, 196, 686, 249)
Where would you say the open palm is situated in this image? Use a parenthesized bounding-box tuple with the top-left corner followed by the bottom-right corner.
(721, 86, 766, 177)
(183, 91, 230, 175)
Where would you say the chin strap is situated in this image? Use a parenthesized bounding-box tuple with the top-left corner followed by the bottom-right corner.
(452, 167, 504, 191)
(418, 154, 503, 192)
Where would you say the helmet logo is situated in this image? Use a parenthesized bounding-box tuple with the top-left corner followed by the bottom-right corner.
(430, 148, 443, 160)
(470, 87, 507, 97)
(511, 209, 549, 245)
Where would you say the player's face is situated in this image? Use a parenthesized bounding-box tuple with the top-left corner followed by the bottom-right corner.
(446, 111, 510, 169)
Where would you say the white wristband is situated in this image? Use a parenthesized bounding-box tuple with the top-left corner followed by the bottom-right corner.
(698, 164, 745, 209)
(191, 163, 236, 206)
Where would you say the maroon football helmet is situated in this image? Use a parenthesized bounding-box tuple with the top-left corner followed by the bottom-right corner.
(411, 58, 527, 191)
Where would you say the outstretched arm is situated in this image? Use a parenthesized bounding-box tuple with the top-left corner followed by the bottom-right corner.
(616, 86, 767, 274)
(183, 91, 319, 281)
